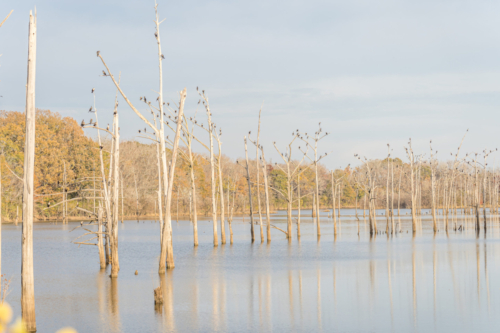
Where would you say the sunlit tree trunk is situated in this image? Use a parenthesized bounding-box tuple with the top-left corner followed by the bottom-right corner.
(260, 147, 272, 242)
(22, 11, 37, 331)
(217, 141, 226, 244)
(110, 114, 120, 278)
(244, 137, 255, 242)
(255, 109, 264, 242)
(98, 207, 106, 269)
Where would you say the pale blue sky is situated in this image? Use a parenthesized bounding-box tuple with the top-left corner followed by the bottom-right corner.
(1, 0, 500, 167)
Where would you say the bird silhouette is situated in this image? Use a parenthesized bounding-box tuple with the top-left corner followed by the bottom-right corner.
(91, 88, 95, 94)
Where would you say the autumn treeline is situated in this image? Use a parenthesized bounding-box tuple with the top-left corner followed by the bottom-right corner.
(1, 109, 499, 226)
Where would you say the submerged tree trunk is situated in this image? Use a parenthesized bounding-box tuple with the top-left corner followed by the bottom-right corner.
(297, 173, 301, 238)
(159, 89, 186, 271)
(260, 147, 271, 242)
(255, 109, 264, 242)
(22, 11, 37, 331)
(188, 144, 198, 246)
(244, 137, 255, 242)
(97, 207, 106, 269)
(331, 172, 337, 236)
(110, 114, 120, 278)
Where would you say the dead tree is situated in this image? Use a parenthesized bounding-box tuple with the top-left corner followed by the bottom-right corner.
(429, 141, 438, 233)
(404, 139, 419, 235)
(213, 128, 226, 244)
(255, 109, 264, 242)
(198, 91, 219, 246)
(298, 124, 329, 238)
(259, 146, 272, 242)
(481, 149, 496, 232)
(355, 155, 378, 236)
(273, 132, 308, 239)
(385, 145, 390, 234)
(243, 136, 255, 242)
(22, 10, 37, 331)
(98, 4, 185, 271)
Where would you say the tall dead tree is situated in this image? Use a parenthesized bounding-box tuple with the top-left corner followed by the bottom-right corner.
(355, 155, 377, 236)
(198, 91, 219, 246)
(259, 146, 272, 242)
(273, 132, 308, 239)
(385, 145, 390, 234)
(22, 10, 37, 331)
(98, 4, 185, 271)
(255, 109, 264, 242)
(213, 128, 226, 244)
(405, 139, 418, 235)
(243, 136, 255, 242)
(298, 124, 329, 238)
(429, 141, 438, 233)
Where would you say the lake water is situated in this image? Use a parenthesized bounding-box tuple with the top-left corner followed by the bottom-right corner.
(3, 209, 500, 332)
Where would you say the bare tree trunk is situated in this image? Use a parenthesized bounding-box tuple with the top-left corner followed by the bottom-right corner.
(314, 145, 320, 238)
(159, 89, 186, 271)
(391, 159, 395, 234)
(110, 114, 120, 278)
(297, 173, 301, 238)
(386, 146, 390, 233)
(483, 163, 488, 233)
(207, 106, 218, 247)
(120, 171, 124, 223)
(228, 184, 235, 244)
(98, 207, 106, 269)
(331, 171, 337, 236)
(133, 169, 139, 222)
(244, 137, 255, 242)
(63, 161, 67, 223)
(217, 142, 226, 244)
(22, 11, 37, 331)
(255, 109, 264, 242)
(153, 115, 163, 230)
(93, 166, 96, 214)
(261, 147, 271, 242)
(188, 147, 198, 246)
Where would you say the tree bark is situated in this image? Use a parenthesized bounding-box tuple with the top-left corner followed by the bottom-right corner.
(98, 207, 106, 269)
(159, 88, 186, 272)
(22, 11, 37, 331)
(244, 137, 255, 242)
(110, 114, 120, 278)
(260, 147, 271, 242)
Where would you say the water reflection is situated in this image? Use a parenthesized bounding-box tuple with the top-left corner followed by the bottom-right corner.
(3, 210, 500, 332)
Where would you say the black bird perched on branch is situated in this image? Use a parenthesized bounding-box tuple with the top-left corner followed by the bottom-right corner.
(161, 54, 165, 59)
(102, 70, 107, 76)
(106, 124, 109, 131)
(81, 120, 85, 127)
(97, 51, 100, 57)
(91, 88, 95, 94)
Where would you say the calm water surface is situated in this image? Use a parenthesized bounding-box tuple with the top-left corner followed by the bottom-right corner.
(3, 209, 500, 332)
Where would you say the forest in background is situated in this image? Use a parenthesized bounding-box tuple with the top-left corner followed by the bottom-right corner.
(2, 109, 494, 222)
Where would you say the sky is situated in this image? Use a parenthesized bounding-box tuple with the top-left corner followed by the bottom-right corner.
(1, 0, 500, 169)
